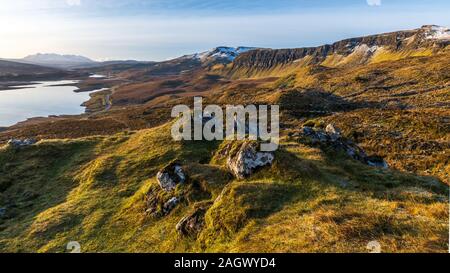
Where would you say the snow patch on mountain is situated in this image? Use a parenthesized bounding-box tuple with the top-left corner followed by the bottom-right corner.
(423, 25, 450, 40)
(186, 47, 257, 62)
(353, 44, 380, 54)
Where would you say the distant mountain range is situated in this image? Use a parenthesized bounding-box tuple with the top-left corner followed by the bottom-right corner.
(0, 59, 59, 75)
(229, 25, 450, 75)
(1, 53, 149, 70)
(1, 46, 258, 71)
(21, 53, 96, 69)
(1, 25, 448, 77)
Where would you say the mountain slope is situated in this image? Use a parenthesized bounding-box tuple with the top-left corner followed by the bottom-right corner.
(228, 25, 450, 78)
(0, 123, 447, 253)
(0, 26, 448, 253)
(0, 59, 61, 76)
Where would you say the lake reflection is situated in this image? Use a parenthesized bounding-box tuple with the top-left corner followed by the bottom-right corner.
(0, 80, 93, 127)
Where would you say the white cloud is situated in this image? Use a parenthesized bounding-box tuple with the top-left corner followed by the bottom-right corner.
(66, 0, 81, 6)
(367, 0, 381, 6)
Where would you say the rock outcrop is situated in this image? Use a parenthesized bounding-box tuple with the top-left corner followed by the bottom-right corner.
(7, 138, 37, 148)
(176, 205, 210, 237)
(231, 25, 449, 71)
(156, 162, 186, 191)
(145, 186, 180, 217)
(162, 197, 179, 215)
(301, 124, 388, 168)
(325, 124, 341, 141)
(226, 142, 274, 179)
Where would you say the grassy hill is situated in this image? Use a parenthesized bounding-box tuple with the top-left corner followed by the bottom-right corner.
(0, 27, 449, 252)
(0, 60, 61, 76)
(0, 122, 448, 252)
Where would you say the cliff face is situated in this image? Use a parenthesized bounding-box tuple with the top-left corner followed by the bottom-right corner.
(230, 25, 449, 71)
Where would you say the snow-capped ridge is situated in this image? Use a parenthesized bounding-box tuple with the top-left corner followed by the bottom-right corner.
(352, 44, 380, 54)
(185, 46, 257, 62)
(422, 25, 450, 40)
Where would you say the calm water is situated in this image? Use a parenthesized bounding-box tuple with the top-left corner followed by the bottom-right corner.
(0, 80, 93, 127)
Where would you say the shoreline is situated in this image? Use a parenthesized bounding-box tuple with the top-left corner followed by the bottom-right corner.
(0, 77, 114, 129)
(82, 88, 112, 113)
(0, 81, 40, 91)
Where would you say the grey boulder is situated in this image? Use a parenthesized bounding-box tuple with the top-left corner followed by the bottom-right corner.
(176, 205, 210, 237)
(156, 162, 186, 191)
(227, 142, 274, 179)
(7, 138, 37, 148)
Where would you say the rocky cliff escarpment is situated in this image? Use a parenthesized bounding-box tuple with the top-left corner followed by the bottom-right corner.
(229, 25, 449, 73)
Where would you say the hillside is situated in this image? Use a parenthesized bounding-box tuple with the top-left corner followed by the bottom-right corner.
(0, 26, 449, 253)
(0, 60, 74, 90)
(0, 124, 448, 252)
(227, 25, 449, 77)
(0, 60, 61, 77)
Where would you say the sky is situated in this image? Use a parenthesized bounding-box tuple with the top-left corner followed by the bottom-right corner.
(1, 0, 449, 61)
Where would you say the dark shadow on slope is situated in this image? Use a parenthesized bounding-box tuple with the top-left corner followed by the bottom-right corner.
(278, 89, 380, 119)
(0, 140, 98, 250)
(313, 146, 449, 198)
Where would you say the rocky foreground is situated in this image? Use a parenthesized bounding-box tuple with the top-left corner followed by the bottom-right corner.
(0, 120, 448, 252)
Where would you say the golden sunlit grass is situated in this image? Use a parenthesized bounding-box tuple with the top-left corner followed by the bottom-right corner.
(0, 124, 447, 253)
(0, 41, 449, 254)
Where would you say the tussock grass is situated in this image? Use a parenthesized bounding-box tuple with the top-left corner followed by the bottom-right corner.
(1, 127, 447, 253)
(0, 51, 449, 252)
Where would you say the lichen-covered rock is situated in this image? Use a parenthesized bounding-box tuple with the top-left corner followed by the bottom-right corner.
(303, 126, 328, 143)
(300, 124, 388, 168)
(7, 138, 37, 148)
(325, 124, 341, 141)
(176, 205, 210, 237)
(227, 142, 274, 179)
(145, 186, 180, 217)
(156, 162, 186, 191)
(162, 197, 179, 215)
(366, 156, 389, 169)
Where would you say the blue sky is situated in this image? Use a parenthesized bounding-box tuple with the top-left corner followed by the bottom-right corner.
(1, 0, 449, 61)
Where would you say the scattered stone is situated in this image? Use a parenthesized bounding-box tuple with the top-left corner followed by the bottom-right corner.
(162, 197, 179, 215)
(176, 205, 210, 237)
(145, 186, 180, 217)
(301, 124, 388, 168)
(156, 162, 186, 191)
(302, 126, 328, 143)
(325, 124, 341, 141)
(7, 138, 37, 148)
(226, 142, 274, 179)
(325, 124, 341, 135)
(145, 187, 162, 216)
(302, 126, 315, 136)
(366, 156, 389, 169)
